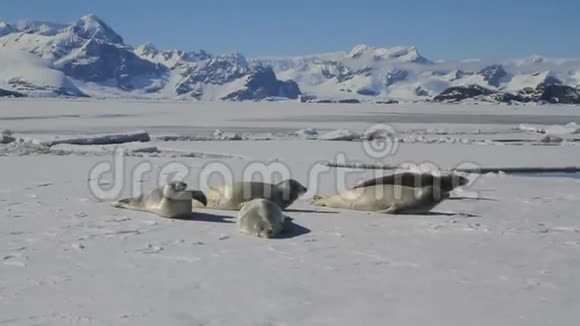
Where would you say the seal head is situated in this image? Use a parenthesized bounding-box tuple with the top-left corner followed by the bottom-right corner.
(276, 179, 308, 209)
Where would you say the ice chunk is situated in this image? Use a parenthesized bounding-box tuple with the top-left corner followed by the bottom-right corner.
(544, 123, 580, 135)
(0, 134, 16, 144)
(540, 135, 564, 143)
(42, 130, 151, 146)
(320, 129, 361, 141)
(518, 124, 545, 133)
(294, 128, 319, 140)
(212, 129, 242, 141)
(362, 124, 396, 140)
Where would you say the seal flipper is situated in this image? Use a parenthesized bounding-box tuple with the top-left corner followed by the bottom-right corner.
(377, 205, 399, 214)
(112, 196, 145, 211)
(310, 194, 327, 207)
(191, 190, 208, 207)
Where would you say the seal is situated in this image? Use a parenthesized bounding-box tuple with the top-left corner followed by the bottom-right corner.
(112, 181, 207, 219)
(238, 199, 286, 238)
(311, 184, 447, 214)
(352, 172, 468, 194)
(193, 179, 307, 210)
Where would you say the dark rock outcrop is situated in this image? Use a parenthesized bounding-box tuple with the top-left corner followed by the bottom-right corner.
(0, 88, 26, 97)
(375, 100, 399, 104)
(385, 70, 408, 87)
(357, 88, 379, 96)
(434, 85, 519, 104)
(320, 61, 371, 83)
(415, 86, 430, 97)
(479, 64, 507, 87)
(543, 76, 562, 86)
(59, 39, 166, 90)
(221, 67, 300, 101)
(435, 83, 580, 104)
(517, 84, 580, 104)
(338, 99, 360, 104)
(0, 22, 14, 37)
(434, 85, 494, 102)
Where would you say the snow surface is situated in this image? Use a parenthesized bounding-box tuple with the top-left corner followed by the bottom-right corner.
(1, 99, 580, 325)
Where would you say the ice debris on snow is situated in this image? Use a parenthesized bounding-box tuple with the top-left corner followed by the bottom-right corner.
(361, 124, 396, 140)
(294, 128, 320, 140)
(0, 134, 16, 144)
(518, 124, 545, 133)
(212, 129, 242, 141)
(518, 122, 580, 135)
(153, 134, 211, 141)
(545, 122, 580, 135)
(0, 139, 50, 156)
(540, 134, 564, 143)
(319, 129, 361, 141)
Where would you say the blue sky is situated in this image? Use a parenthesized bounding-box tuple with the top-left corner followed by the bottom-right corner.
(2, 0, 579, 60)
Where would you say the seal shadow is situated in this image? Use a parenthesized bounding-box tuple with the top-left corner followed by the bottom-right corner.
(171, 212, 236, 224)
(447, 196, 498, 201)
(285, 208, 339, 214)
(274, 217, 311, 239)
(425, 211, 481, 218)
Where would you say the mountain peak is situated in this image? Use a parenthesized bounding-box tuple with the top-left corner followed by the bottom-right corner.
(349, 44, 371, 58)
(81, 13, 101, 22)
(0, 21, 14, 37)
(13, 19, 66, 36)
(348, 44, 430, 63)
(69, 14, 124, 44)
(135, 42, 159, 56)
(220, 52, 248, 67)
(404, 46, 430, 64)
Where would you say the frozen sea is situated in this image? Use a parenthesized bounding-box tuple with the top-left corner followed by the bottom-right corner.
(1, 99, 580, 326)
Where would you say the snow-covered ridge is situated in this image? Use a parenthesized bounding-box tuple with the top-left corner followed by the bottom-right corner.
(255, 44, 580, 104)
(0, 49, 85, 97)
(0, 14, 299, 101)
(1, 14, 580, 103)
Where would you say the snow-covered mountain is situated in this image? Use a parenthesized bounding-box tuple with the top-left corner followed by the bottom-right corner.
(0, 14, 300, 101)
(0, 49, 85, 97)
(1, 14, 579, 103)
(256, 45, 580, 104)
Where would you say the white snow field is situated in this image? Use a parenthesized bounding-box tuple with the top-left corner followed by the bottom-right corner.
(1, 99, 580, 325)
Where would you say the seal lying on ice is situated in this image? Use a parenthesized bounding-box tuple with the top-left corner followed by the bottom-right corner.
(311, 184, 447, 214)
(238, 199, 286, 238)
(112, 181, 207, 219)
(193, 180, 307, 211)
(352, 172, 468, 194)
